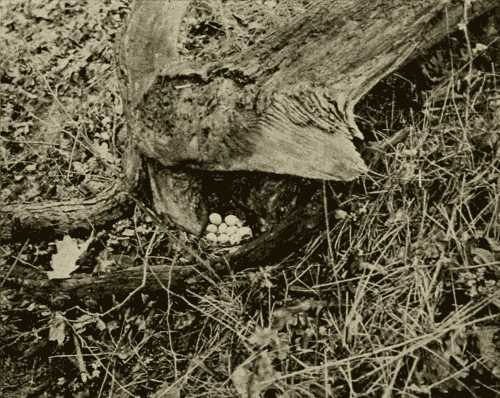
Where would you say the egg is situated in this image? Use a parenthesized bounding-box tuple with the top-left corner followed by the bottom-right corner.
(229, 235, 241, 245)
(218, 223, 228, 233)
(208, 213, 223, 225)
(218, 233, 229, 244)
(206, 224, 218, 234)
(237, 226, 253, 239)
(224, 214, 241, 226)
(206, 232, 218, 243)
(226, 226, 238, 236)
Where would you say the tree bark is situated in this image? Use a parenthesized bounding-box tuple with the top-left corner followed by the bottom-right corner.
(127, 0, 497, 176)
(0, 182, 132, 243)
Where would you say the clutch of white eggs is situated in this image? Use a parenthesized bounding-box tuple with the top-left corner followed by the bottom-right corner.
(205, 213, 253, 246)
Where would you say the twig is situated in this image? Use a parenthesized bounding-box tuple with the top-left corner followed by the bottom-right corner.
(0, 240, 29, 288)
(72, 332, 89, 383)
(98, 227, 159, 317)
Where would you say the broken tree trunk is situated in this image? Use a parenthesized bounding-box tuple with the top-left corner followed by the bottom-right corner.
(0, 0, 498, 269)
(121, 0, 498, 234)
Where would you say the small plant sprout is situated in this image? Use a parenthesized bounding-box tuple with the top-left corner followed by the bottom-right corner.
(218, 223, 228, 233)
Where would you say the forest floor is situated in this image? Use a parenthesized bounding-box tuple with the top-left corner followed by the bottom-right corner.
(1, 1, 500, 397)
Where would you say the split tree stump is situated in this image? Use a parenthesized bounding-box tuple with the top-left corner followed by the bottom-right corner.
(1, 0, 498, 283)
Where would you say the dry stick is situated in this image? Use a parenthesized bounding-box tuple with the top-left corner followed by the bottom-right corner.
(322, 181, 334, 262)
(0, 240, 29, 288)
(72, 332, 89, 383)
(271, 310, 500, 384)
(0, 137, 60, 147)
(69, 323, 134, 397)
(96, 227, 158, 317)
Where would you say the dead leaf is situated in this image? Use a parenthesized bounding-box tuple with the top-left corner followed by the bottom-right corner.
(121, 228, 135, 237)
(232, 352, 279, 398)
(248, 327, 279, 347)
(485, 237, 500, 253)
(360, 261, 387, 274)
(95, 141, 117, 164)
(47, 234, 93, 280)
(232, 365, 252, 398)
(48, 312, 66, 346)
(475, 326, 500, 377)
(151, 381, 181, 398)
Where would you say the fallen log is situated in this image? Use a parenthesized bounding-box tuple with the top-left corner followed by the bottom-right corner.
(2, 189, 329, 299)
(0, 182, 131, 243)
